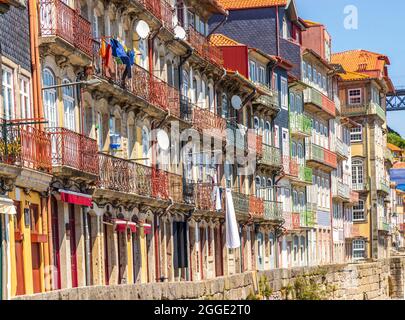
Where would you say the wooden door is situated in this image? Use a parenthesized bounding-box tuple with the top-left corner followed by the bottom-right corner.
(214, 225, 223, 277)
(30, 204, 41, 293)
(13, 201, 25, 295)
(68, 205, 78, 288)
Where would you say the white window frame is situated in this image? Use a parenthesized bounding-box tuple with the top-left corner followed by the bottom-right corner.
(348, 88, 362, 105)
(353, 200, 365, 222)
(350, 126, 363, 142)
(353, 239, 365, 260)
(281, 77, 288, 110)
(352, 159, 364, 189)
(249, 60, 257, 83)
(20, 76, 31, 119)
(2, 66, 14, 120)
(62, 79, 76, 131)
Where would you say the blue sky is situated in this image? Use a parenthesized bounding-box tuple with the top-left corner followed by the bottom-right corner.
(295, 0, 405, 136)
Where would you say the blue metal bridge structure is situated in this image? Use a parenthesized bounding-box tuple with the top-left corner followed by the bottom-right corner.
(387, 87, 405, 111)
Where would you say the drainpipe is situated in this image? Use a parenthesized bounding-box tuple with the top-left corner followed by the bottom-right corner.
(275, 6, 280, 56)
(207, 11, 229, 37)
(154, 214, 160, 282)
(28, 0, 44, 127)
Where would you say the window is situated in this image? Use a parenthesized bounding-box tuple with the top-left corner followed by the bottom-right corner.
(282, 17, 288, 39)
(258, 66, 266, 84)
(348, 89, 362, 105)
(20, 76, 31, 119)
(62, 79, 76, 131)
(371, 87, 380, 105)
(281, 77, 288, 110)
(352, 158, 364, 189)
(2, 66, 14, 120)
(353, 239, 365, 260)
(42, 68, 57, 127)
(249, 61, 256, 82)
(353, 200, 365, 221)
(350, 126, 362, 142)
(302, 61, 307, 80)
(308, 64, 312, 82)
(293, 236, 299, 262)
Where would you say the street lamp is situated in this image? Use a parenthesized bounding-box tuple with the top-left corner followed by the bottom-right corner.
(41, 78, 102, 91)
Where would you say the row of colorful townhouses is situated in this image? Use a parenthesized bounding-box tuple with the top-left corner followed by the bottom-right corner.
(0, 0, 402, 299)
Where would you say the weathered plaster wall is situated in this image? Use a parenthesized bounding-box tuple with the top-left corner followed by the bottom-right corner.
(13, 256, 405, 300)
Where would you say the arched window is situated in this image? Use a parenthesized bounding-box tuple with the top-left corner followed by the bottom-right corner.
(293, 235, 299, 262)
(254, 117, 260, 132)
(127, 121, 135, 159)
(291, 141, 297, 158)
(142, 127, 150, 165)
(138, 38, 148, 69)
(43, 68, 57, 127)
(265, 121, 271, 145)
(297, 143, 304, 164)
(255, 176, 261, 198)
(352, 158, 364, 189)
(182, 70, 189, 98)
(208, 83, 214, 112)
(267, 178, 273, 201)
(300, 236, 306, 262)
(201, 79, 207, 108)
(62, 79, 76, 131)
(221, 93, 228, 118)
(192, 77, 198, 104)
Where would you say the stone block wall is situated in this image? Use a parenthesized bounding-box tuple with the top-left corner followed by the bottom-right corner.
(13, 256, 405, 300)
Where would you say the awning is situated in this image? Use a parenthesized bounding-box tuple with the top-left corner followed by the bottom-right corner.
(59, 189, 92, 207)
(114, 219, 137, 233)
(0, 197, 16, 215)
(141, 223, 152, 235)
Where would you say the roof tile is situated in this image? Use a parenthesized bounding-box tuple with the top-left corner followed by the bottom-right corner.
(217, 0, 287, 10)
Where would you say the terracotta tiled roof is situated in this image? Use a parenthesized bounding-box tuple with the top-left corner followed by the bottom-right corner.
(388, 143, 403, 152)
(217, 0, 288, 10)
(303, 19, 322, 27)
(210, 34, 243, 47)
(393, 162, 405, 169)
(338, 71, 372, 81)
(331, 50, 390, 74)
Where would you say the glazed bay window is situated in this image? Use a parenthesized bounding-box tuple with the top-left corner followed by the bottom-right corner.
(352, 159, 364, 190)
(350, 126, 363, 142)
(353, 239, 366, 260)
(249, 61, 257, 83)
(281, 77, 288, 110)
(353, 200, 365, 221)
(371, 87, 380, 105)
(348, 88, 362, 105)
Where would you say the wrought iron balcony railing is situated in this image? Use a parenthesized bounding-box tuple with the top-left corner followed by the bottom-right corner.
(232, 191, 250, 216)
(304, 87, 336, 118)
(47, 127, 99, 176)
(341, 102, 386, 122)
(248, 132, 263, 157)
(352, 182, 369, 192)
(39, 0, 92, 56)
(136, 0, 175, 31)
(332, 179, 350, 201)
(306, 143, 337, 170)
(283, 156, 299, 177)
(192, 105, 227, 134)
(378, 180, 391, 195)
(335, 139, 349, 159)
(290, 112, 312, 137)
(378, 218, 390, 232)
(253, 84, 280, 113)
(249, 195, 264, 218)
(188, 26, 224, 66)
(92, 49, 180, 116)
(0, 122, 52, 173)
(259, 144, 281, 168)
(298, 166, 313, 184)
(226, 121, 246, 151)
(263, 200, 283, 221)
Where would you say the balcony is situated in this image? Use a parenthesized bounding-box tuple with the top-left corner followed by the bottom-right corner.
(253, 85, 280, 114)
(300, 210, 316, 228)
(306, 143, 337, 171)
(247, 132, 263, 158)
(194, 183, 219, 212)
(39, 0, 92, 61)
(97, 153, 133, 194)
(263, 201, 283, 222)
(335, 139, 349, 160)
(47, 127, 99, 177)
(232, 191, 250, 217)
(92, 54, 180, 116)
(137, 0, 175, 31)
(0, 122, 52, 174)
(258, 144, 281, 168)
(291, 213, 301, 230)
(352, 182, 369, 192)
(378, 218, 390, 233)
(249, 195, 264, 218)
(378, 180, 390, 195)
(283, 156, 299, 177)
(332, 180, 350, 201)
(192, 106, 226, 135)
(304, 87, 336, 119)
(290, 113, 312, 137)
(187, 26, 223, 66)
(341, 102, 386, 122)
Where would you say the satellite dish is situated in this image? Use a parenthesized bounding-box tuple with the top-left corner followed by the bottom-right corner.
(135, 20, 150, 40)
(157, 130, 170, 151)
(174, 25, 187, 40)
(231, 95, 243, 110)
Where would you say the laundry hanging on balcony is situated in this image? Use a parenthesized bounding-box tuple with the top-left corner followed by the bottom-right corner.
(212, 174, 222, 211)
(225, 188, 240, 249)
(110, 38, 135, 81)
(100, 39, 115, 79)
